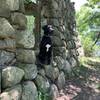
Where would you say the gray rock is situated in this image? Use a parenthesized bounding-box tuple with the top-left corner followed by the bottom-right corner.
(52, 36, 64, 47)
(67, 40, 76, 49)
(0, 85, 22, 100)
(16, 49, 36, 64)
(49, 84, 59, 100)
(11, 12, 27, 30)
(16, 30, 35, 49)
(0, 50, 15, 66)
(2, 67, 24, 88)
(63, 60, 72, 73)
(56, 72, 65, 89)
(54, 56, 65, 70)
(38, 69, 46, 78)
(0, 18, 15, 38)
(17, 63, 38, 80)
(53, 27, 65, 39)
(0, 8, 10, 18)
(45, 65, 59, 81)
(0, 0, 19, 18)
(22, 81, 38, 100)
(0, 39, 15, 50)
(51, 19, 59, 27)
(69, 57, 77, 67)
(62, 49, 70, 59)
(0, 92, 11, 100)
(52, 1, 59, 10)
(19, 0, 25, 13)
(53, 47, 68, 57)
(35, 75, 50, 94)
(54, 56, 72, 74)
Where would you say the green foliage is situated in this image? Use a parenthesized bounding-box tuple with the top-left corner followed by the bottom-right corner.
(76, 0, 100, 56)
(26, 15, 35, 33)
(87, 0, 100, 5)
(38, 91, 49, 100)
(82, 36, 94, 56)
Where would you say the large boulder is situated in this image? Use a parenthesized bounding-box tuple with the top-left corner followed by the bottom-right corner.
(17, 63, 38, 80)
(53, 27, 63, 38)
(16, 49, 36, 64)
(49, 84, 59, 100)
(56, 71, 65, 90)
(53, 47, 69, 57)
(19, 0, 25, 13)
(66, 40, 76, 49)
(54, 56, 65, 70)
(38, 69, 46, 78)
(2, 67, 24, 88)
(0, 92, 11, 100)
(0, 50, 15, 66)
(52, 36, 64, 47)
(54, 56, 72, 73)
(0, 85, 22, 100)
(69, 57, 77, 67)
(0, 39, 15, 50)
(0, 18, 15, 38)
(0, 0, 19, 18)
(21, 81, 38, 100)
(16, 30, 35, 48)
(11, 12, 27, 30)
(45, 65, 59, 81)
(35, 75, 50, 94)
(62, 60, 72, 73)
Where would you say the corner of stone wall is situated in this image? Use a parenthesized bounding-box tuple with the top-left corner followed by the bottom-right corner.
(0, 0, 38, 100)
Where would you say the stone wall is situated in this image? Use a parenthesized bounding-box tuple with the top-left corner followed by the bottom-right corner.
(0, 0, 79, 100)
(40, 0, 79, 75)
(0, 0, 38, 100)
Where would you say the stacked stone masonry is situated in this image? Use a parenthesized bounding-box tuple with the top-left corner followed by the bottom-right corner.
(0, 0, 79, 100)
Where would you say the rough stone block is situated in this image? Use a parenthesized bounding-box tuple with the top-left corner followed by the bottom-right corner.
(35, 75, 50, 94)
(2, 67, 24, 88)
(62, 60, 72, 73)
(17, 63, 38, 80)
(0, 0, 19, 18)
(0, 18, 15, 39)
(54, 56, 65, 70)
(19, 0, 25, 13)
(11, 12, 27, 30)
(0, 39, 15, 50)
(52, 36, 64, 47)
(0, 50, 15, 66)
(53, 47, 67, 57)
(16, 49, 36, 64)
(69, 57, 77, 67)
(16, 30, 35, 49)
(22, 81, 38, 100)
(56, 71, 65, 89)
(0, 85, 22, 100)
(49, 84, 59, 100)
(45, 65, 59, 81)
(67, 40, 76, 49)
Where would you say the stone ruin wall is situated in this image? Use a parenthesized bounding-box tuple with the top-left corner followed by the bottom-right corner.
(0, 0, 80, 100)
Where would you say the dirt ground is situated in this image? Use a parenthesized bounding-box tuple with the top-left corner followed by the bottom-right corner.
(56, 58, 100, 100)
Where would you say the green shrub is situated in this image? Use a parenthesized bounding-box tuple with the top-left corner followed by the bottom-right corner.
(81, 36, 94, 56)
